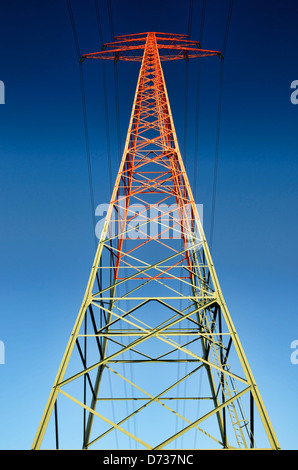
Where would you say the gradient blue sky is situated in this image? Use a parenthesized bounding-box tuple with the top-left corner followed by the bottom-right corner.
(0, 0, 297, 450)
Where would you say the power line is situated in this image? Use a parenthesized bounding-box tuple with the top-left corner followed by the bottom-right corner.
(188, 0, 194, 36)
(107, 0, 122, 164)
(183, 0, 193, 167)
(209, 0, 234, 254)
(94, 0, 113, 194)
(66, 0, 97, 249)
(193, 0, 206, 201)
(107, 0, 115, 40)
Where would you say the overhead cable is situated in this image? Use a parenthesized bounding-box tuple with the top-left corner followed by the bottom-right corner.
(67, 0, 97, 249)
(209, 0, 234, 253)
(193, 0, 206, 200)
(94, 0, 113, 193)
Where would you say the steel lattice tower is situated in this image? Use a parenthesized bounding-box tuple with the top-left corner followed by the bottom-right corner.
(32, 32, 280, 450)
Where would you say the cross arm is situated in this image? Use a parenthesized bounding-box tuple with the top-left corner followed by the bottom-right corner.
(79, 32, 222, 63)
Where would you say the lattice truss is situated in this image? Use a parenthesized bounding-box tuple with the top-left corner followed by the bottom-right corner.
(32, 33, 280, 450)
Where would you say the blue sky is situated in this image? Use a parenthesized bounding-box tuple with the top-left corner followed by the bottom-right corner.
(0, 0, 297, 450)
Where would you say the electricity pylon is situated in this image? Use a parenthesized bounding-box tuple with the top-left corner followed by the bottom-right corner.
(32, 32, 280, 450)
